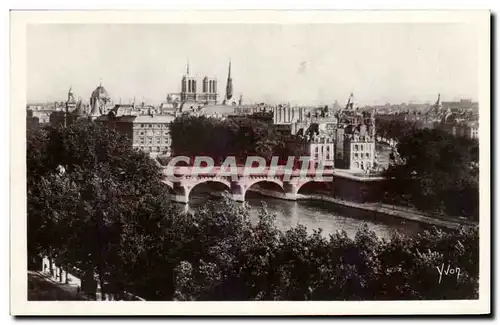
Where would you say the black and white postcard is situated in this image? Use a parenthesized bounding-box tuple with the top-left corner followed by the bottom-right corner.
(10, 10, 491, 316)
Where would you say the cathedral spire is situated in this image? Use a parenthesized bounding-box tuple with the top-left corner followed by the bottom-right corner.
(186, 60, 190, 75)
(225, 60, 233, 101)
(67, 86, 73, 102)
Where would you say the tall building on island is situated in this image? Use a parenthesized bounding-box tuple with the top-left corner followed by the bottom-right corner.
(272, 93, 376, 173)
(333, 94, 376, 172)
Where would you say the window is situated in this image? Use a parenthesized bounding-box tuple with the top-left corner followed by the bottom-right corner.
(148, 138, 152, 144)
(360, 144, 364, 151)
(355, 153, 359, 159)
(140, 131, 144, 135)
(366, 153, 370, 158)
(140, 124, 144, 128)
(148, 124, 152, 128)
(156, 137, 161, 143)
(354, 145, 359, 151)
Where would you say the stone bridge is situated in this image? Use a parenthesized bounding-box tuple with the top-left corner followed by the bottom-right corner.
(161, 166, 335, 203)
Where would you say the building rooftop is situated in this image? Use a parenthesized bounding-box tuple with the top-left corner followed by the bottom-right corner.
(96, 114, 176, 124)
(198, 104, 236, 116)
(133, 115, 176, 123)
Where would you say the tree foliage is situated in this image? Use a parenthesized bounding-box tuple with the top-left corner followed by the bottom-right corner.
(375, 117, 423, 141)
(169, 115, 306, 164)
(384, 128, 479, 220)
(27, 122, 169, 299)
(167, 198, 478, 301)
(27, 122, 479, 301)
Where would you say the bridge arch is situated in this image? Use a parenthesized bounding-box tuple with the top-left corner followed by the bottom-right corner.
(294, 179, 332, 196)
(184, 178, 232, 201)
(244, 178, 284, 191)
(242, 178, 285, 200)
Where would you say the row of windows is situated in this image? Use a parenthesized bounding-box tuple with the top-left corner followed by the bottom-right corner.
(353, 144, 373, 151)
(139, 146, 170, 153)
(136, 138, 172, 145)
(314, 153, 334, 160)
(352, 153, 371, 159)
(137, 131, 170, 137)
(315, 146, 332, 153)
(136, 135, 171, 140)
(135, 123, 170, 129)
(353, 161, 371, 170)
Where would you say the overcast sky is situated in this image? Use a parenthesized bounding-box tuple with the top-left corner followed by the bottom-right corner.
(27, 23, 479, 105)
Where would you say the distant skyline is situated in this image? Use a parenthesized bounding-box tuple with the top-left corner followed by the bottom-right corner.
(27, 23, 479, 106)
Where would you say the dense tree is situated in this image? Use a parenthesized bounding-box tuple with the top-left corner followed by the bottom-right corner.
(384, 128, 479, 220)
(169, 115, 304, 164)
(375, 117, 424, 141)
(168, 198, 478, 301)
(27, 122, 170, 299)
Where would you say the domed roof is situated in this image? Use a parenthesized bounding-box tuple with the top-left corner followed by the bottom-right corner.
(91, 84, 110, 100)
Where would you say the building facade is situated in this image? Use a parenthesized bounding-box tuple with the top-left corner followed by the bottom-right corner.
(26, 109, 51, 124)
(288, 93, 377, 172)
(307, 134, 335, 168)
(343, 134, 376, 172)
(96, 111, 175, 157)
(438, 121, 479, 140)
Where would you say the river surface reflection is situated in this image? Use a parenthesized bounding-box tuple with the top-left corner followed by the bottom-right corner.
(175, 191, 424, 240)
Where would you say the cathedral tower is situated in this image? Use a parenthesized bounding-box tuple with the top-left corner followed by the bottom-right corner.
(180, 61, 197, 102)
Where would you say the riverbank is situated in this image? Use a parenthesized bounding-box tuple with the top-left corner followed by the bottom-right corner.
(246, 188, 475, 230)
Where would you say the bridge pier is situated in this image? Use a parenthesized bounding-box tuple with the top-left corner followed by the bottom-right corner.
(283, 182, 298, 201)
(170, 184, 189, 204)
(172, 194, 189, 204)
(231, 182, 245, 202)
(232, 193, 245, 202)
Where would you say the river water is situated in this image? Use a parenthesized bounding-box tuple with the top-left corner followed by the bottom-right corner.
(172, 144, 425, 240)
(176, 190, 424, 240)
